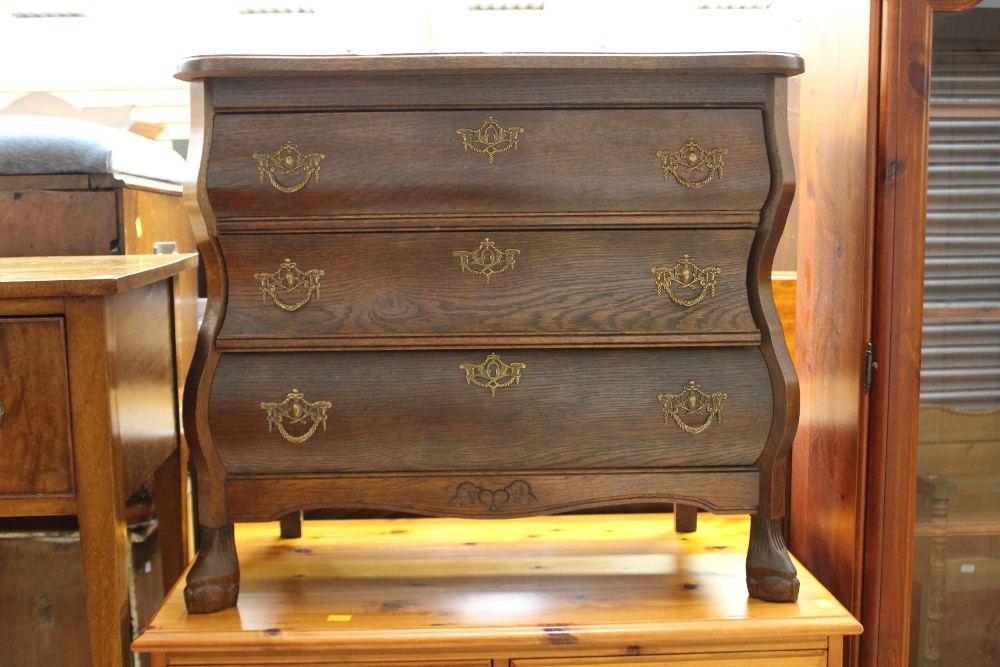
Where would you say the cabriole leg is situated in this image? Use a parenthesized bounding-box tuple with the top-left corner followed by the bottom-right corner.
(184, 524, 239, 613)
(746, 516, 800, 602)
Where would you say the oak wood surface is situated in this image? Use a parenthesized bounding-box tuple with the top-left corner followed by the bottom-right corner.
(209, 348, 772, 474)
(0, 254, 198, 298)
(0, 317, 74, 497)
(218, 230, 758, 342)
(133, 514, 858, 663)
(223, 471, 761, 523)
(0, 189, 121, 256)
(208, 109, 768, 218)
(177, 53, 805, 80)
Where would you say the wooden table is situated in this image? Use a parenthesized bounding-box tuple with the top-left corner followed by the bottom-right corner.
(134, 514, 861, 667)
(0, 254, 198, 667)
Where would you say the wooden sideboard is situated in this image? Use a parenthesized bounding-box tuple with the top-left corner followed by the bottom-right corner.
(133, 513, 861, 666)
(175, 53, 803, 613)
(0, 254, 197, 667)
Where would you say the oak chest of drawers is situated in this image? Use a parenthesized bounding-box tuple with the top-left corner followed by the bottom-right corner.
(175, 53, 804, 614)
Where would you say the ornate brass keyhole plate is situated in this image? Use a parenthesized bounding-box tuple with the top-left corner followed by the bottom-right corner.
(255, 259, 324, 312)
(459, 353, 526, 397)
(260, 389, 332, 444)
(651, 255, 721, 307)
(658, 380, 728, 434)
(253, 141, 325, 193)
(453, 238, 520, 284)
(456, 116, 525, 164)
(657, 137, 727, 188)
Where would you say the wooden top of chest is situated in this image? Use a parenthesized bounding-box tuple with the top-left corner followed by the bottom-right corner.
(0, 254, 198, 298)
(134, 514, 860, 658)
(176, 52, 805, 80)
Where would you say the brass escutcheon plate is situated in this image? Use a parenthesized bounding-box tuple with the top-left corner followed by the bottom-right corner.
(253, 141, 325, 193)
(456, 116, 525, 164)
(459, 353, 526, 397)
(651, 254, 721, 307)
(255, 259, 324, 312)
(657, 137, 727, 188)
(658, 380, 728, 434)
(260, 389, 332, 444)
(453, 238, 520, 284)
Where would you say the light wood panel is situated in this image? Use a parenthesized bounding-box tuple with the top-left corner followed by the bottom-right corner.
(0, 254, 197, 298)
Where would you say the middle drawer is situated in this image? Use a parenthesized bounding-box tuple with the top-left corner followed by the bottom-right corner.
(218, 230, 758, 347)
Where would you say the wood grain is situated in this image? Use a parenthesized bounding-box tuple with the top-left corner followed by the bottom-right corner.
(208, 109, 769, 218)
(0, 254, 198, 298)
(224, 471, 761, 523)
(132, 514, 858, 666)
(789, 0, 878, 655)
(0, 190, 120, 256)
(208, 348, 772, 475)
(218, 230, 758, 342)
(0, 317, 74, 497)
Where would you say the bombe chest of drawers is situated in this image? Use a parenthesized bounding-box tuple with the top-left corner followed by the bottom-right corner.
(176, 53, 804, 614)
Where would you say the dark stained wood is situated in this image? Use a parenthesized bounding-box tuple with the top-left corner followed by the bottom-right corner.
(209, 109, 769, 218)
(218, 230, 758, 342)
(184, 524, 239, 615)
(177, 53, 806, 80)
(0, 317, 74, 497)
(788, 4, 879, 666)
(747, 516, 800, 603)
(0, 190, 121, 256)
(674, 503, 698, 533)
(180, 54, 802, 613)
(278, 511, 302, 539)
(224, 472, 760, 525)
(209, 348, 772, 474)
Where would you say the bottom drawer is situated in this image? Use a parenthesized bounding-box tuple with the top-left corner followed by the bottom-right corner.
(512, 652, 826, 667)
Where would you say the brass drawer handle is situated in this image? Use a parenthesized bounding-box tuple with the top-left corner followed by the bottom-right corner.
(456, 116, 524, 164)
(453, 238, 520, 284)
(657, 137, 727, 188)
(658, 381, 728, 435)
(261, 389, 332, 444)
(253, 141, 325, 193)
(459, 353, 526, 397)
(651, 255, 720, 307)
(450, 480, 537, 513)
(255, 259, 324, 312)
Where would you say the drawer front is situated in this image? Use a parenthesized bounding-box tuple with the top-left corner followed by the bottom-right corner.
(208, 348, 772, 475)
(512, 653, 826, 667)
(218, 230, 758, 344)
(0, 318, 74, 497)
(207, 109, 769, 219)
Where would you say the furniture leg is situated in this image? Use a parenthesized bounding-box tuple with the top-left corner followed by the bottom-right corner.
(746, 516, 800, 602)
(279, 511, 303, 539)
(674, 504, 698, 533)
(185, 524, 240, 613)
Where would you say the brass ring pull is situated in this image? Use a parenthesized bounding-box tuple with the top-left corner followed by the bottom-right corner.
(453, 238, 520, 284)
(657, 137, 727, 188)
(255, 259, 324, 312)
(651, 255, 720, 307)
(459, 353, 526, 397)
(456, 116, 524, 164)
(658, 381, 728, 435)
(261, 389, 332, 444)
(253, 141, 325, 193)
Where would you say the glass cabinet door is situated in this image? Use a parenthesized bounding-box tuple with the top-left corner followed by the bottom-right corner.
(911, 7, 1000, 666)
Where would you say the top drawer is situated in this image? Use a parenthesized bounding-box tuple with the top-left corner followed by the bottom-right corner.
(207, 109, 770, 220)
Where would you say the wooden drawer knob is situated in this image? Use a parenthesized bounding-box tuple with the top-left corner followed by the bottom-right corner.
(651, 255, 721, 307)
(253, 141, 325, 193)
(657, 137, 727, 188)
(254, 259, 324, 312)
(658, 380, 728, 434)
(260, 389, 332, 444)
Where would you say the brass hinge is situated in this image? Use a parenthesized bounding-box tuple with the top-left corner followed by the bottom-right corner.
(864, 342, 877, 395)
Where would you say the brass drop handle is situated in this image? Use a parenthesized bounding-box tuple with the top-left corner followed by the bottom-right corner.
(260, 389, 332, 444)
(652, 255, 720, 307)
(453, 238, 520, 284)
(658, 380, 728, 435)
(255, 259, 324, 312)
(253, 141, 325, 193)
(657, 137, 727, 188)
